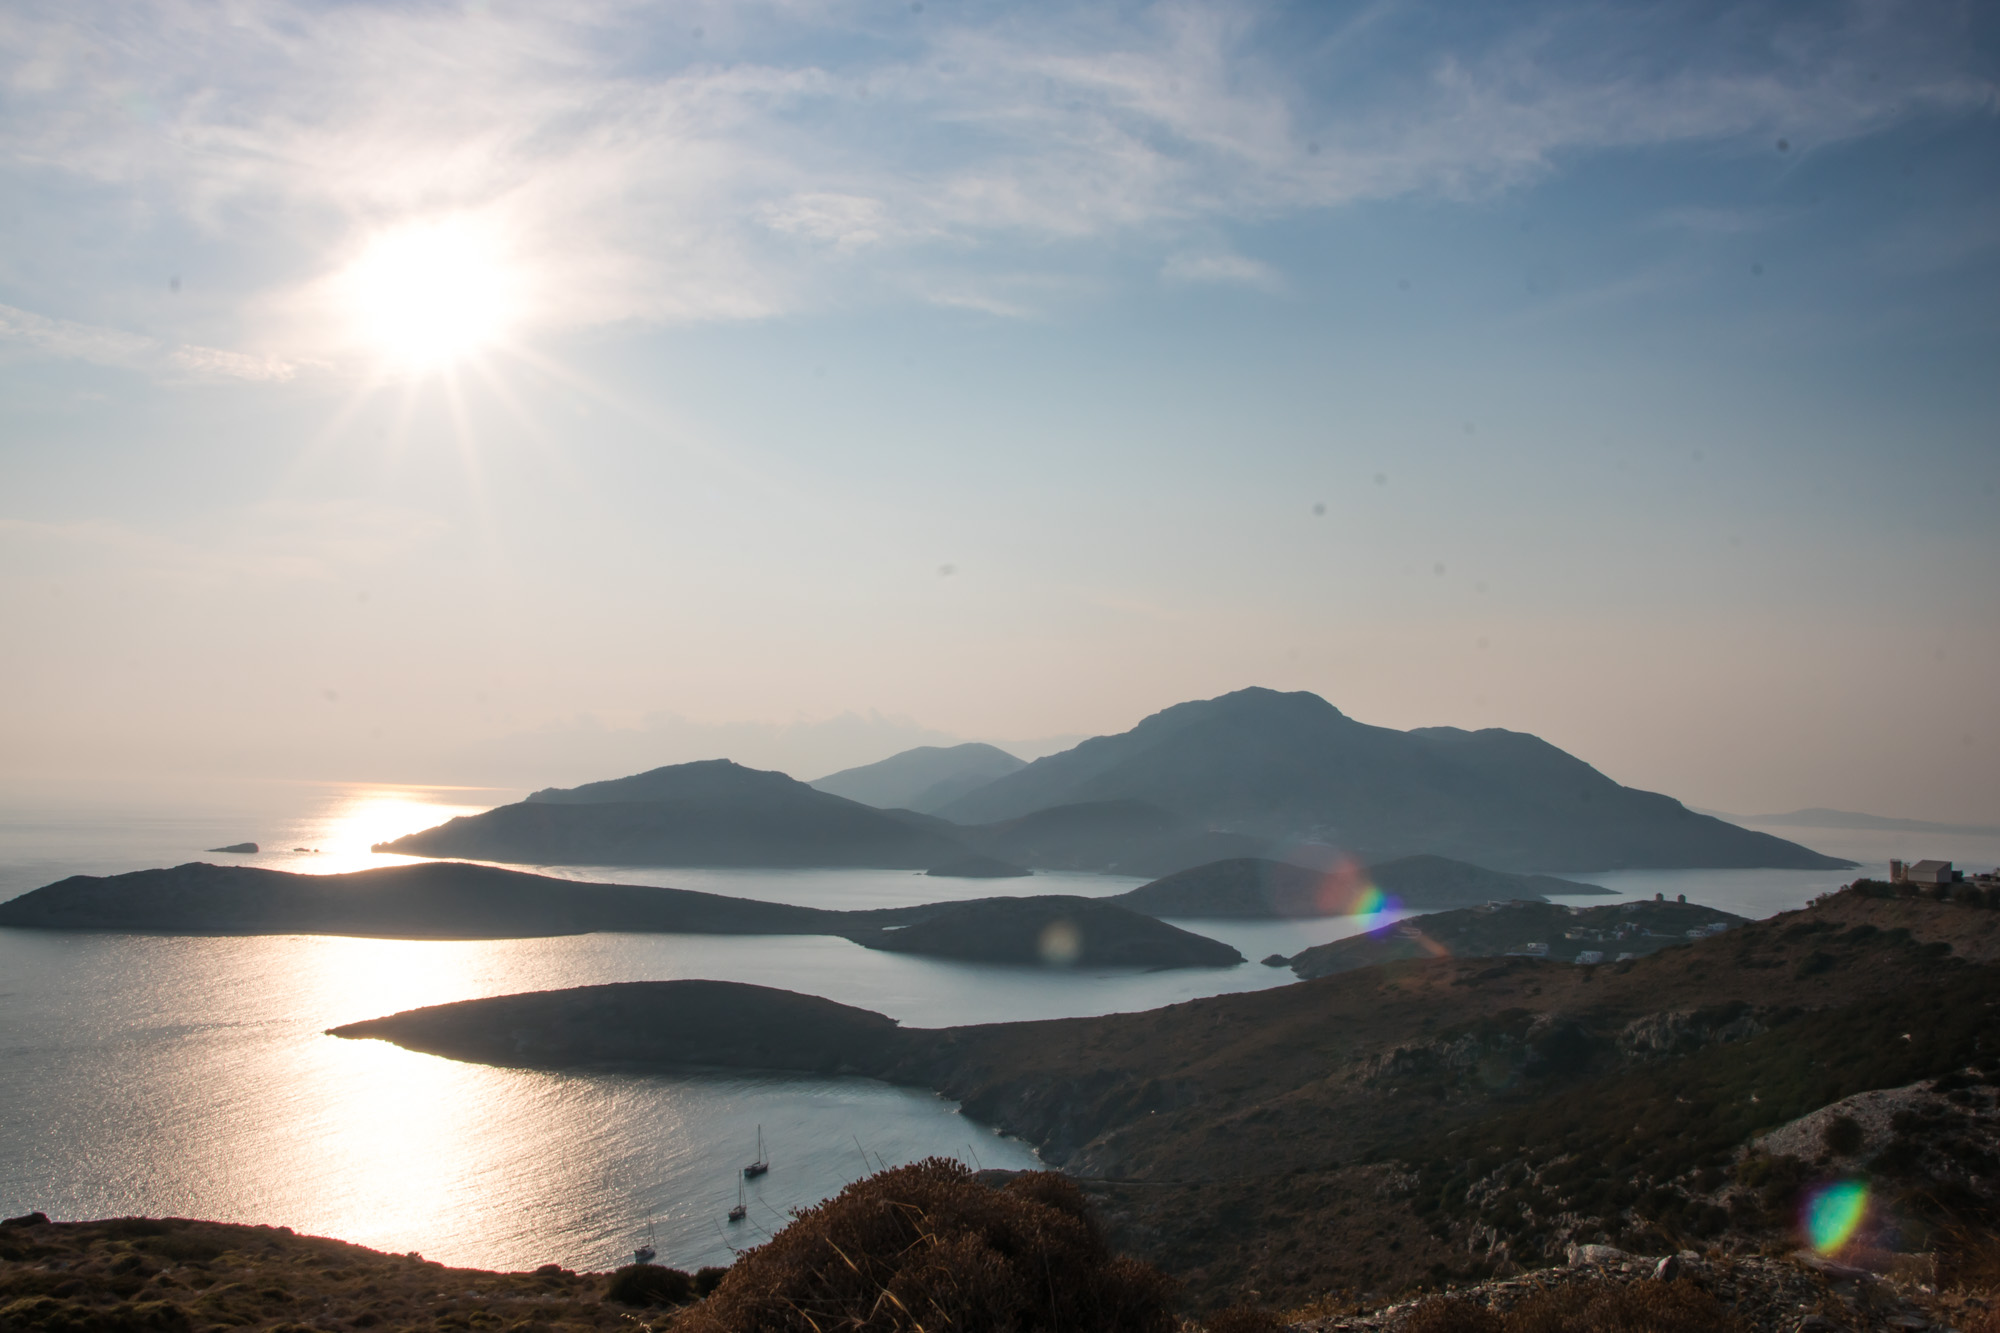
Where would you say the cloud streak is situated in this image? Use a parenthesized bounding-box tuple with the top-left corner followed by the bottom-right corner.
(0, 0, 1992, 363)
(0, 303, 298, 381)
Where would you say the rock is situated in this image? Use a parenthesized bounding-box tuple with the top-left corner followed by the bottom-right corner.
(1566, 1243, 1628, 1266)
(207, 842, 258, 854)
(1652, 1254, 1679, 1281)
(2, 1212, 49, 1228)
(1261, 953, 1290, 967)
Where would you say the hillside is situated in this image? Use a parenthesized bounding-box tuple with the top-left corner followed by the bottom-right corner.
(334, 885, 2000, 1309)
(1280, 896, 1746, 977)
(935, 688, 1849, 872)
(377, 759, 975, 869)
(1109, 855, 1608, 918)
(959, 800, 1262, 876)
(810, 742, 1025, 812)
(0, 1215, 640, 1332)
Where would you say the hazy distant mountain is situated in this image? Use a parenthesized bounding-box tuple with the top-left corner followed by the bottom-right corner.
(936, 688, 1851, 873)
(810, 742, 1025, 813)
(1739, 807, 2000, 838)
(380, 759, 973, 869)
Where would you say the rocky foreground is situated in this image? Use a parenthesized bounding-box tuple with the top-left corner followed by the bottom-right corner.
(4, 1204, 1994, 1333)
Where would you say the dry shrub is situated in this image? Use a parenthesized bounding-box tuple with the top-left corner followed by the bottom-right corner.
(1203, 1305, 1287, 1333)
(672, 1157, 1176, 1333)
(605, 1262, 696, 1306)
(1940, 1224, 2000, 1294)
(1400, 1280, 1742, 1333)
(1401, 1295, 1503, 1332)
(1502, 1279, 1743, 1333)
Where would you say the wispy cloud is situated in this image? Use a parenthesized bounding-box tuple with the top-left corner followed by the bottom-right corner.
(1162, 250, 1282, 289)
(0, 303, 299, 381)
(0, 0, 1992, 364)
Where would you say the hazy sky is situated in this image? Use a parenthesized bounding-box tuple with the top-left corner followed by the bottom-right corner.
(2, 0, 1996, 821)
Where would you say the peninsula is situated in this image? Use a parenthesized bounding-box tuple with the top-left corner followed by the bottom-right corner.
(0, 861, 1243, 970)
(331, 883, 2000, 1308)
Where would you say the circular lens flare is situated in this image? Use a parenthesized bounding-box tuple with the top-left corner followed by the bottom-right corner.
(342, 217, 517, 371)
(1037, 919, 1082, 966)
(1802, 1180, 1869, 1254)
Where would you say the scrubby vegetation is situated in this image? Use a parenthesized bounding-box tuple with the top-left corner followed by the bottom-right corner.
(604, 1259, 696, 1306)
(1401, 1279, 1745, 1333)
(1409, 967, 2000, 1261)
(673, 1158, 1178, 1333)
(0, 1213, 634, 1331)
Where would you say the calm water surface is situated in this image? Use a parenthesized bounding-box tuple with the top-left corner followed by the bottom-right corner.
(3, 781, 1992, 1273)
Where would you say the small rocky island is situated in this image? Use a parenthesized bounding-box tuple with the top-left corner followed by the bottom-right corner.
(852, 895, 1244, 968)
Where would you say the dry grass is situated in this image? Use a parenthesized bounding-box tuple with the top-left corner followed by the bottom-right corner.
(1400, 1280, 1745, 1333)
(674, 1158, 1177, 1333)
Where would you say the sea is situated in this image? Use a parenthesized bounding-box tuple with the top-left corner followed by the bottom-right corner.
(2, 778, 1995, 1275)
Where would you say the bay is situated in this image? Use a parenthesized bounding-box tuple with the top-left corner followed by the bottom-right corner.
(2, 778, 1990, 1275)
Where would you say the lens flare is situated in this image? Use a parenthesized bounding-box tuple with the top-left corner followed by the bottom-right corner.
(1803, 1180, 1869, 1254)
(1037, 919, 1082, 966)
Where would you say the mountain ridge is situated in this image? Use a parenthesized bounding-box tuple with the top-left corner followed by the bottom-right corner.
(936, 687, 1848, 872)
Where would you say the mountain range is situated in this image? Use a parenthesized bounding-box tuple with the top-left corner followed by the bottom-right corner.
(379, 687, 1849, 874)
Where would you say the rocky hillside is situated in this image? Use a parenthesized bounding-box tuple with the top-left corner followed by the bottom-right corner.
(332, 884, 2000, 1310)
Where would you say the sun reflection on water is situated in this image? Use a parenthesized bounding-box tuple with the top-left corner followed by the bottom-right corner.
(257, 786, 499, 876)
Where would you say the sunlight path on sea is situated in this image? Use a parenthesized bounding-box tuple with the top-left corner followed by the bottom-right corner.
(5, 785, 1983, 1275)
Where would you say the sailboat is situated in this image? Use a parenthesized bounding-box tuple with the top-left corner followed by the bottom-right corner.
(727, 1178, 747, 1224)
(633, 1220, 657, 1265)
(742, 1124, 770, 1178)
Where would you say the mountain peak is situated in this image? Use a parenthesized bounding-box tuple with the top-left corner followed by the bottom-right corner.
(524, 758, 802, 805)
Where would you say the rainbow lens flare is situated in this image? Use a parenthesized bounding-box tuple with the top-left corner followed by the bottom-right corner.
(1803, 1180, 1869, 1254)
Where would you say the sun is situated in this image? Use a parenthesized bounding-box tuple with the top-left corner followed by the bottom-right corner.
(341, 216, 518, 372)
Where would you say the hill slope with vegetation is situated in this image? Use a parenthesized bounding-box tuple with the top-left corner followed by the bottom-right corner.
(333, 885, 2000, 1310)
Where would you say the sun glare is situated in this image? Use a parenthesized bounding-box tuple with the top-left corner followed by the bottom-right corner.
(342, 217, 517, 372)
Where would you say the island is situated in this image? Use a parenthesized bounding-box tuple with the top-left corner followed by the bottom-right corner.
(849, 895, 1243, 968)
(0, 861, 1242, 970)
(1107, 854, 1610, 918)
